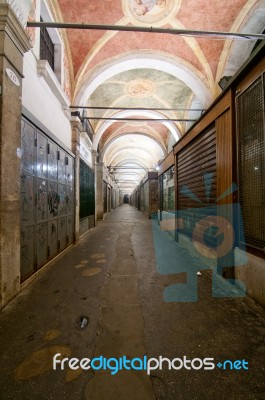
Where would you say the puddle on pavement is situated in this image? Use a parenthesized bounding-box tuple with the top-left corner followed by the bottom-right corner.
(82, 268, 102, 277)
(81, 260, 89, 264)
(44, 330, 61, 341)
(90, 253, 105, 259)
(15, 346, 71, 381)
(96, 260, 106, 264)
(75, 264, 85, 269)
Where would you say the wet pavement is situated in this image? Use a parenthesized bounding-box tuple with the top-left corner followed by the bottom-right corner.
(0, 204, 264, 399)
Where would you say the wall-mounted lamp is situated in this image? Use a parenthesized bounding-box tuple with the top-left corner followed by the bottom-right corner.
(218, 76, 232, 90)
(71, 111, 81, 118)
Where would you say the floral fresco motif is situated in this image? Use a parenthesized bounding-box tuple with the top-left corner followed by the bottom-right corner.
(126, 79, 156, 98)
(128, 0, 176, 23)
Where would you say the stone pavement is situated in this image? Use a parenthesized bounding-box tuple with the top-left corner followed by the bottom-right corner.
(0, 204, 264, 399)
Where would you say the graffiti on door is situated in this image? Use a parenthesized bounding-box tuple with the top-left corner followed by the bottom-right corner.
(48, 189, 60, 217)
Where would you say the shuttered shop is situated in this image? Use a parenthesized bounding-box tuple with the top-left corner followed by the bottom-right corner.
(144, 181, 149, 212)
(103, 181, 108, 214)
(176, 126, 216, 242)
(140, 185, 144, 212)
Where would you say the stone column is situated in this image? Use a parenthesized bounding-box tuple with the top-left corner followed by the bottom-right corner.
(95, 162, 104, 220)
(71, 118, 83, 243)
(0, 5, 30, 308)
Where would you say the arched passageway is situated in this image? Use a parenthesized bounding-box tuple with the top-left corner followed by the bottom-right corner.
(0, 1, 264, 399)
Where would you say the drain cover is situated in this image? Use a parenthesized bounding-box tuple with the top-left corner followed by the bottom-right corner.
(76, 316, 89, 330)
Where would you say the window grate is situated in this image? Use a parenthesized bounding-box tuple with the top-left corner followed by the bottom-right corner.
(236, 75, 265, 251)
(40, 18, 55, 71)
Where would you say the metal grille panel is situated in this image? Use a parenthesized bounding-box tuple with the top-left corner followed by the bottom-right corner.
(236, 75, 265, 251)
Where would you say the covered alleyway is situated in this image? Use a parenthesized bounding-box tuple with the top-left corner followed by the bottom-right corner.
(0, 1, 265, 398)
(0, 204, 265, 400)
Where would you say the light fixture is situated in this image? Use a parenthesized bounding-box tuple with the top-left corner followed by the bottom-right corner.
(218, 76, 232, 90)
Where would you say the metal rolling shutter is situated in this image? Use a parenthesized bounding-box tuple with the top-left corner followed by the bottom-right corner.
(177, 126, 216, 241)
(103, 181, 108, 213)
(144, 181, 149, 213)
(140, 184, 144, 212)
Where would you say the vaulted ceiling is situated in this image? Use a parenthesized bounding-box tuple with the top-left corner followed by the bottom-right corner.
(51, 0, 265, 193)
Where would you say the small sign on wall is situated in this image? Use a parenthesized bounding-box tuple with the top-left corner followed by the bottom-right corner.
(6, 68, 20, 87)
(80, 138, 92, 166)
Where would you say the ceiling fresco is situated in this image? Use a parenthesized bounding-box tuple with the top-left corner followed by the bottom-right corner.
(89, 68, 193, 136)
(49, 0, 265, 193)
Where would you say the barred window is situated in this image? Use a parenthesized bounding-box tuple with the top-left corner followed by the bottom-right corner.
(40, 17, 55, 71)
(81, 110, 94, 143)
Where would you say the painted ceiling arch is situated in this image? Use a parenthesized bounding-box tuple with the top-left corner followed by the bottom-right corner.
(49, 0, 265, 193)
(104, 134, 164, 163)
(107, 146, 162, 167)
(107, 157, 153, 192)
(101, 121, 171, 153)
(102, 132, 167, 156)
(217, 0, 265, 79)
(74, 52, 211, 107)
(92, 109, 181, 152)
(115, 160, 151, 170)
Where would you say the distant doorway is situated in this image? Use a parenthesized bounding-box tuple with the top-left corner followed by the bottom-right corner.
(124, 194, 130, 204)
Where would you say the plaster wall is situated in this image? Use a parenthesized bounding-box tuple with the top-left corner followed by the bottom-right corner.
(22, 51, 71, 149)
